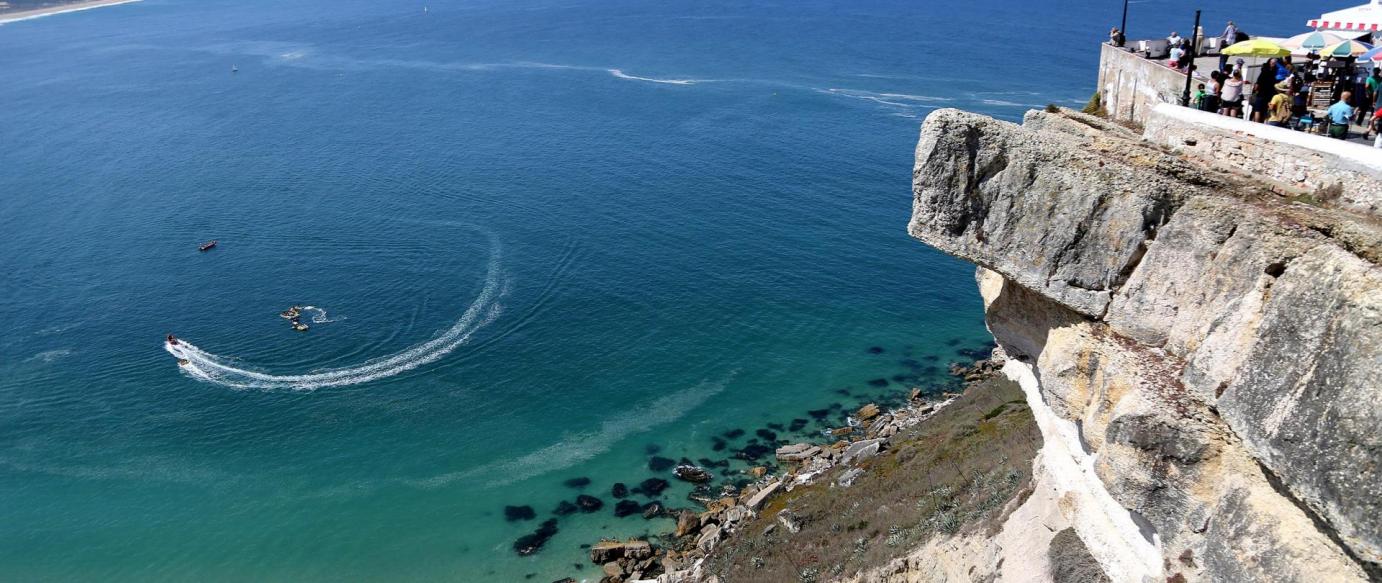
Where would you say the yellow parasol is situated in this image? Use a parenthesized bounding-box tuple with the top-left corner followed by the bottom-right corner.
(1222, 38, 1291, 58)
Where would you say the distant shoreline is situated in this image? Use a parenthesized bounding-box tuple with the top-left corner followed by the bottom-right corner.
(0, 0, 141, 25)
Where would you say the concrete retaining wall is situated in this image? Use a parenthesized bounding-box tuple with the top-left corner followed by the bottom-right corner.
(1143, 103, 1382, 215)
(1097, 43, 1189, 125)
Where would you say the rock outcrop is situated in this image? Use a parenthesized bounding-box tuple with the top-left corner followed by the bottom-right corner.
(909, 107, 1381, 582)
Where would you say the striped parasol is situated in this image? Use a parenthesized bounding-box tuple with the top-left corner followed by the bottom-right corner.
(1361, 45, 1382, 61)
(1279, 31, 1348, 54)
(1320, 38, 1375, 57)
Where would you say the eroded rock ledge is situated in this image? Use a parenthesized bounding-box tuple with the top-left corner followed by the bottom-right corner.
(911, 107, 1381, 582)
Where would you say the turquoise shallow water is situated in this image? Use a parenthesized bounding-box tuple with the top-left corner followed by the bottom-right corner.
(0, 0, 1308, 580)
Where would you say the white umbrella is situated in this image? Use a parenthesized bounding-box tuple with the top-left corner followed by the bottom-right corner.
(1279, 31, 1349, 55)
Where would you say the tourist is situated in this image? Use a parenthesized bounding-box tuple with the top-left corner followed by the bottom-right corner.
(1168, 31, 1184, 49)
(1221, 70, 1245, 118)
(1266, 80, 1293, 127)
(1354, 68, 1376, 125)
(1219, 21, 1238, 71)
(1109, 27, 1125, 47)
(1327, 91, 1355, 139)
(1169, 44, 1186, 69)
(1233, 58, 1246, 77)
(1193, 83, 1208, 110)
(1204, 71, 1223, 112)
(1277, 56, 1293, 82)
(1251, 59, 1279, 122)
(1371, 107, 1382, 147)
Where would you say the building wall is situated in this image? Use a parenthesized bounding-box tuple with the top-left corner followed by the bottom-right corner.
(1143, 103, 1382, 215)
(1097, 43, 1191, 125)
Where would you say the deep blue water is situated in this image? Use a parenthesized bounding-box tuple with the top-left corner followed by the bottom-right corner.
(0, 0, 1312, 580)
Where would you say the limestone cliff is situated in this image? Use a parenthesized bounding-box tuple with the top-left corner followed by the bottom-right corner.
(909, 107, 1381, 582)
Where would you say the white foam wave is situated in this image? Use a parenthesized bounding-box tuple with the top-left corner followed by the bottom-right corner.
(979, 98, 1031, 107)
(0, 0, 141, 25)
(164, 247, 502, 391)
(297, 305, 341, 324)
(26, 349, 73, 363)
(608, 68, 699, 85)
(823, 88, 951, 110)
(408, 374, 734, 489)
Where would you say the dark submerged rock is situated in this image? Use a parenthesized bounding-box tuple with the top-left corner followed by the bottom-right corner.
(562, 477, 591, 489)
(687, 484, 716, 505)
(505, 505, 537, 521)
(642, 502, 663, 519)
(611, 482, 629, 498)
(673, 464, 713, 483)
(722, 428, 745, 439)
(867, 346, 885, 354)
(614, 499, 644, 517)
(755, 429, 777, 441)
(512, 519, 559, 556)
(645, 443, 662, 455)
(808, 408, 830, 419)
(767, 422, 785, 432)
(788, 418, 808, 431)
(553, 500, 578, 516)
(648, 456, 676, 472)
(867, 378, 890, 388)
(575, 494, 604, 513)
(634, 478, 669, 496)
(735, 443, 774, 460)
(711, 437, 727, 451)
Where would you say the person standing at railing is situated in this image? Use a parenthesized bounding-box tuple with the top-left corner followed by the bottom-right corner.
(1109, 27, 1125, 47)
(1219, 21, 1238, 72)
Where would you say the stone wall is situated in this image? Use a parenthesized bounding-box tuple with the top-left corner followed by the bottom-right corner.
(910, 106, 1381, 582)
(1097, 43, 1190, 125)
(1143, 103, 1382, 215)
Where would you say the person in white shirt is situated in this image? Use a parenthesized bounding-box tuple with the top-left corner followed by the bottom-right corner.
(1168, 31, 1184, 48)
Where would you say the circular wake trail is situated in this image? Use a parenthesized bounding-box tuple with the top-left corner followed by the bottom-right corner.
(164, 249, 502, 391)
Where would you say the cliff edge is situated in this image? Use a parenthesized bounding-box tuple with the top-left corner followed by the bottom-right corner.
(910, 106, 1381, 582)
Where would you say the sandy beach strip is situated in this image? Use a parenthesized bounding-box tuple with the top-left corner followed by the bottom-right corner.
(0, 0, 142, 25)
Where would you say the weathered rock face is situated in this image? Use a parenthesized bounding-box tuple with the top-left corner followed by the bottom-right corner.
(911, 108, 1381, 582)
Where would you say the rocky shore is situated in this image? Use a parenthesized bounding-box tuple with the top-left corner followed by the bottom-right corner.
(559, 356, 1014, 583)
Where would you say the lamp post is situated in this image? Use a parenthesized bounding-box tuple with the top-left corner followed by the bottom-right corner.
(1181, 10, 1202, 107)
(1120, 0, 1129, 40)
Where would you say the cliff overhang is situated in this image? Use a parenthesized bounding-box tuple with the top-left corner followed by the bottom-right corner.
(910, 106, 1382, 582)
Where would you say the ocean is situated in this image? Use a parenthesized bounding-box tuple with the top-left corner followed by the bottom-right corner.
(0, 0, 1311, 579)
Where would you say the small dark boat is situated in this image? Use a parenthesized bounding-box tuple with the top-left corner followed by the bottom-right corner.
(178, 359, 190, 366)
(166, 334, 178, 346)
(199, 240, 217, 252)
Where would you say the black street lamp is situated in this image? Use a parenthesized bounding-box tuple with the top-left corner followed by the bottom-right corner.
(1182, 10, 1202, 107)
(1120, 0, 1130, 40)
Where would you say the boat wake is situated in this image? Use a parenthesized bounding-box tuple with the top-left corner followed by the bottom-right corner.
(297, 305, 340, 324)
(164, 245, 503, 391)
(607, 68, 699, 85)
